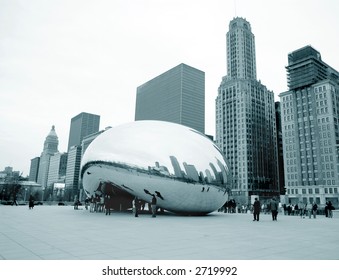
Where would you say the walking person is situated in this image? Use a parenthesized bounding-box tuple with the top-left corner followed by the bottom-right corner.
(298, 201, 305, 218)
(89, 195, 95, 213)
(306, 202, 312, 218)
(253, 198, 261, 221)
(270, 197, 279, 221)
(327, 201, 334, 218)
(84, 197, 89, 210)
(104, 195, 111, 216)
(12, 194, 18, 206)
(312, 202, 318, 219)
(151, 194, 157, 218)
(132, 197, 139, 217)
(28, 194, 34, 210)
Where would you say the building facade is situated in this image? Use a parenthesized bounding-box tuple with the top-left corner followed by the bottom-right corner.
(81, 128, 110, 158)
(65, 145, 82, 201)
(47, 152, 68, 188)
(275, 102, 285, 195)
(216, 17, 278, 203)
(37, 126, 59, 189)
(135, 63, 205, 134)
(67, 112, 100, 151)
(29, 157, 40, 182)
(65, 112, 100, 201)
(279, 45, 339, 207)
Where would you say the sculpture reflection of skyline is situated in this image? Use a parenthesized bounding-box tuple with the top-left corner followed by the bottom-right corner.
(147, 155, 228, 188)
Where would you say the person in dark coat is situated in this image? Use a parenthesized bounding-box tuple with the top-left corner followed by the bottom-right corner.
(133, 197, 140, 217)
(151, 195, 157, 218)
(104, 195, 111, 216)
(270, 198, 279, 221)
(312, 202, 318, 219)
(29, 195, 34, 210)
(326, 201, 334, 218)
(253, 198, 261, 221)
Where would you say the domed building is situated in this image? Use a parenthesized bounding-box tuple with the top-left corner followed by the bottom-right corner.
(37, 126, 59, 189)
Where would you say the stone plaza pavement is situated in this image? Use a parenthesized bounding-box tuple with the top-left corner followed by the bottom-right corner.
(0, 204, 339, 260)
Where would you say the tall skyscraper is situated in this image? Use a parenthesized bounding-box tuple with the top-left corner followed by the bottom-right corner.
(216, 17, 278, 203)
(47, 152, 68, 188)
(65, 145, 82, 201)
(65, 112, 100, 200)
(135, 63, 205, 134)
(279, 45, 339, 207)
(67, 112, 100, 151)
(29, 157, 40, 182)
(37, 126, 59, 189)
(226, 18, 257, 80)
(275, 102, 285, 195)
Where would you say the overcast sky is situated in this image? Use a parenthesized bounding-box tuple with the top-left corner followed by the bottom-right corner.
(1, 0, 338, 176)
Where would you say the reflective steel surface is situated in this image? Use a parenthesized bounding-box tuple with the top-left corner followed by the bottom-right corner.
(81, 121, 230, 214)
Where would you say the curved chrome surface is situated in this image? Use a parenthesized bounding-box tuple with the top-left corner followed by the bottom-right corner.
(81, 121, 230, 214)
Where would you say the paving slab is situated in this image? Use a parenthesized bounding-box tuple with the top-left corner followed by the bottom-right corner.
(0, 205, 339, 260)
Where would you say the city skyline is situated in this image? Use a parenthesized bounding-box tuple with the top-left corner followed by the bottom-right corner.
(1, 0, 339, 176)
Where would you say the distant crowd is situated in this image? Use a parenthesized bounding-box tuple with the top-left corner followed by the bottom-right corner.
(78, 194, 159, 218)
(218, 198, 336, 220)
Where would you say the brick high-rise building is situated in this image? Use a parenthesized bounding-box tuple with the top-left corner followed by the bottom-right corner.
(279, 45, 339, 207)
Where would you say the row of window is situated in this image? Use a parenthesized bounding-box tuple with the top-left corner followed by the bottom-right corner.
(288, 186, 338, 195)
(282, 85, 329, 103)
(287, 180, 338, 187)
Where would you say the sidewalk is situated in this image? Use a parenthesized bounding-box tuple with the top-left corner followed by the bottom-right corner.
(0, 205, 338, 260)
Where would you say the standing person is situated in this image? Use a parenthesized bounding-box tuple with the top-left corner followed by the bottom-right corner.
(84, 197, 89, 210)
(312, 202, 318, 219)
(253, 198, 261, 221)
(306, 202, 312, 218)
(151, 194, 157, 218)
(132, 197, 139, 217)
(327, 201, 334, 218)
(28, 194, 34, 209)
(293, 204, 298, 216)
(90, 195, 95, 213)
(104, 195, 111, 216)
(12, 194, 18, 206)
(298, 201, 305, 218)
(270, 198, 279, 221)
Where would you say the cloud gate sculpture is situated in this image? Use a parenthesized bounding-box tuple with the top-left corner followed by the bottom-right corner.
(81, 121, 230, 215)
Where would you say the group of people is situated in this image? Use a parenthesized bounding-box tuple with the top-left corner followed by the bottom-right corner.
(219, 199, 237, 213)
(84, 193, 158, 217)
(84, 195, 101, 213)
(253, 197, 279, 221)
(282, 201, 319, 218)
(132, 195, 157, 218)
(252, 198, 337, 221)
